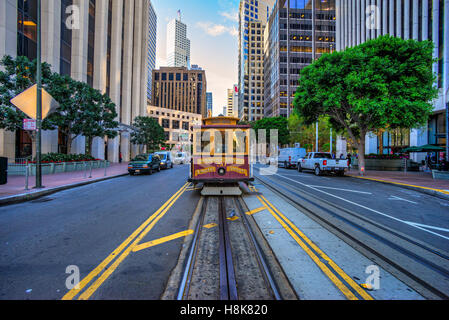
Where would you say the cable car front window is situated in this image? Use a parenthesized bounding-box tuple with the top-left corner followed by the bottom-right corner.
(214, 131, 227, 154)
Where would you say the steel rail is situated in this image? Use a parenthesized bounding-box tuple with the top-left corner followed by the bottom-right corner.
(177, 197, 208, 300)
(218, 197, 238, 300)
(255, 174, 449, 300)
(234, 197, 282, 300)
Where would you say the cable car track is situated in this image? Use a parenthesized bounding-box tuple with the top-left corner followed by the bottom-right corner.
(176, 195, 289, 300)
(254, 174, 449, 300)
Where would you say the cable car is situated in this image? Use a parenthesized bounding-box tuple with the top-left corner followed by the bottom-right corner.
(189, 116, 253, 194)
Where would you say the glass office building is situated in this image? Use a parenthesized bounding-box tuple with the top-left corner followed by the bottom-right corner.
(264, 0, 336, 118)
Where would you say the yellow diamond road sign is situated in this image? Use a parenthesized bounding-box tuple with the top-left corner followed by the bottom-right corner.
(10, 84, 59, 120)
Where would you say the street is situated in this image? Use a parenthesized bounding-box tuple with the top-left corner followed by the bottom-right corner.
(1, 165, 448, 300)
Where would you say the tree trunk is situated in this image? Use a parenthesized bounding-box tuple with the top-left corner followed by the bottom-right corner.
(357, 141, 366, 176)
(66, 135, 73, 155)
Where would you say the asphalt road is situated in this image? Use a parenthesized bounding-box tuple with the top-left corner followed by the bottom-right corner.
(254, 165, 449, 253)
(0, 165, 199, 300)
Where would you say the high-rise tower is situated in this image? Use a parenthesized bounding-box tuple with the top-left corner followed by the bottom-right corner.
(166, 11, 191, 68)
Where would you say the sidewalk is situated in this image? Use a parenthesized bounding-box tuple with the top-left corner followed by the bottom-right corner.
(0, 163, 129, 203)
(346, 170, 449, 198)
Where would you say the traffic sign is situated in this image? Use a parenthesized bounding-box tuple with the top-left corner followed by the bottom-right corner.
(23, 119, 37, 131)
(10, 84, 59, 120)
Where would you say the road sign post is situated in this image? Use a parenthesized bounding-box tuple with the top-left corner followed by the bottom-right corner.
(35, 0, 43, 189)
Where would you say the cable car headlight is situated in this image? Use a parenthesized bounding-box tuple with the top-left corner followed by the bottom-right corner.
(218, 167, 226, 176)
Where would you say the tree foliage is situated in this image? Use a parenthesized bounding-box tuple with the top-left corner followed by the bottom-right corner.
(0, 55, 119, 156)
(293, 35, 438, 173)
(288, 113, 336, 152)
(252, 116, 290, 146)
(130, 116, 165, 153)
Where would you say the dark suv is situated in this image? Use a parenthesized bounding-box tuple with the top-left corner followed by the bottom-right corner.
(128, 154, 161, 175)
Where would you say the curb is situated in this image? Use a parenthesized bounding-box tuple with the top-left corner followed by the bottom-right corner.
(348, 175, 449, 201)
(0, 173, 129, 206)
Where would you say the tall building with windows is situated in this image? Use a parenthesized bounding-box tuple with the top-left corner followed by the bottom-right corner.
(264, 0, 336, 118)
(166, 13, 191, 68)
(227, 85, 239, 117)
(206, 92, 213, 117)
(336, 0, 448, 157)
(147, 1, 157, 100)
(238, 0, 276, 121)
(0, 0, 155, 163)
(151, 66, 207, 117)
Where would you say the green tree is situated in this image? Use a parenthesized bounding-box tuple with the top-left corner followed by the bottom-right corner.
(252, 116, 289, 146)
(130, 116, 165, 153)
(78, 87, 119, 156)
(293, 35, 438, 174)
(288, 113, 335, 153)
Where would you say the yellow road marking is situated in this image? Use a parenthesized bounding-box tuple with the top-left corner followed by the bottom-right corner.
(352, 176, 449, 195)
(227, 216, 239, 221)
(133, 230, 194, 252)
(252, 186, 373, 300)
(62, 182, 189, 301)
(245, 206, 267, 216)
(204, 223, 218, 229)
(77, 184, 188, 300)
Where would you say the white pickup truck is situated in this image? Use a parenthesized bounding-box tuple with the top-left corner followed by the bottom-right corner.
(297, 152, 348, 176)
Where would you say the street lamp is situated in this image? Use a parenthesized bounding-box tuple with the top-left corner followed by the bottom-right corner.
(35, 0, 43, 188)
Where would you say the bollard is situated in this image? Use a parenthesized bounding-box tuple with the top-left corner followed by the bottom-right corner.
(89, 161, 93, 178)
(104, 161, 107, 177)
(25, 160, 29, 190)
(84, 162, 87, 178)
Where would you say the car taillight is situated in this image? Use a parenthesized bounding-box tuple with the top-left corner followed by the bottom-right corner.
(289, 156, 291, 163)
(323, 160, 327, 166)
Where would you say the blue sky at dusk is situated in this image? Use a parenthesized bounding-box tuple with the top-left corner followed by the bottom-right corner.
(152, 0, 241, 116)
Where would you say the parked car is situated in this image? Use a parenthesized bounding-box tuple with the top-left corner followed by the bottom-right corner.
(155, 151, 173, 169)
(278, 148, 307, 169)
(174, 152, 190, 165)
(128, 154, 161, 175)
(297, 152, 348, 176)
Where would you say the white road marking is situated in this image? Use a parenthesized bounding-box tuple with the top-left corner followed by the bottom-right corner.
(405, 222, 449, 234)
(273, 173, 449, 242)
(388, 196, 418, 205)
(306, 185, 372, 195)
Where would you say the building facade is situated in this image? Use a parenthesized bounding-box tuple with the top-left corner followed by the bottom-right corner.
(227, 85, 239, 117)
(206, 92, 213, 117)
(166, 14, 191, 68)
(151, 66, 207, 117)
(336, 0, 449, 157)
(238, 0, 276, 121)
(264, 0, 336, 118)
(147, 1, 157, 100)
(0, 0, 155, 163)
(147, 105, 202, 149)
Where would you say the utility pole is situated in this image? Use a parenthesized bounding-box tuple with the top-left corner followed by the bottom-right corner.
(35, 0, 43, 189)
(330, 128, 333, 154)
(312, 0, 318, 152)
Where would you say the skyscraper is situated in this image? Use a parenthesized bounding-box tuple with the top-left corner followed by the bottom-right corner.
(151, 66, 207, 117)
(238, 0, 275, 121)
(206, 92, 213, 117)
(264, 0, 336, 118)
(147, 1, 157, 100)
(227, 85, 239, 117)
(166, 12, 191, 68)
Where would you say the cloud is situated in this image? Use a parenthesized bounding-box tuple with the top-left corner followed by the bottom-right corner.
(220, 10, 238, 22)
(196, 22, 238, 38)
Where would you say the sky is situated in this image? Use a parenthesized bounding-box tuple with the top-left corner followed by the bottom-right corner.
(152, 0, 240, 116)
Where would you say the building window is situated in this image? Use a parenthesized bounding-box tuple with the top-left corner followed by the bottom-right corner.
(17, 0, 38, 60)
(60, 0, 73, 75)
(87, 0, 96, 87)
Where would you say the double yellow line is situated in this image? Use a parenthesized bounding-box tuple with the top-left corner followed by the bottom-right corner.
(250, 186, 373, 300)
(62, 182, 189, 300)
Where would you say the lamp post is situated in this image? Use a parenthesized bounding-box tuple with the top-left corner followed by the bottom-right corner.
(35, 0, 43, 189)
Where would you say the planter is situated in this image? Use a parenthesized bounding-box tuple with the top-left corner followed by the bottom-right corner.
(7, 161, 110, 176)
(352, 158, 419, 171)
(432, 170, 449, 180)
